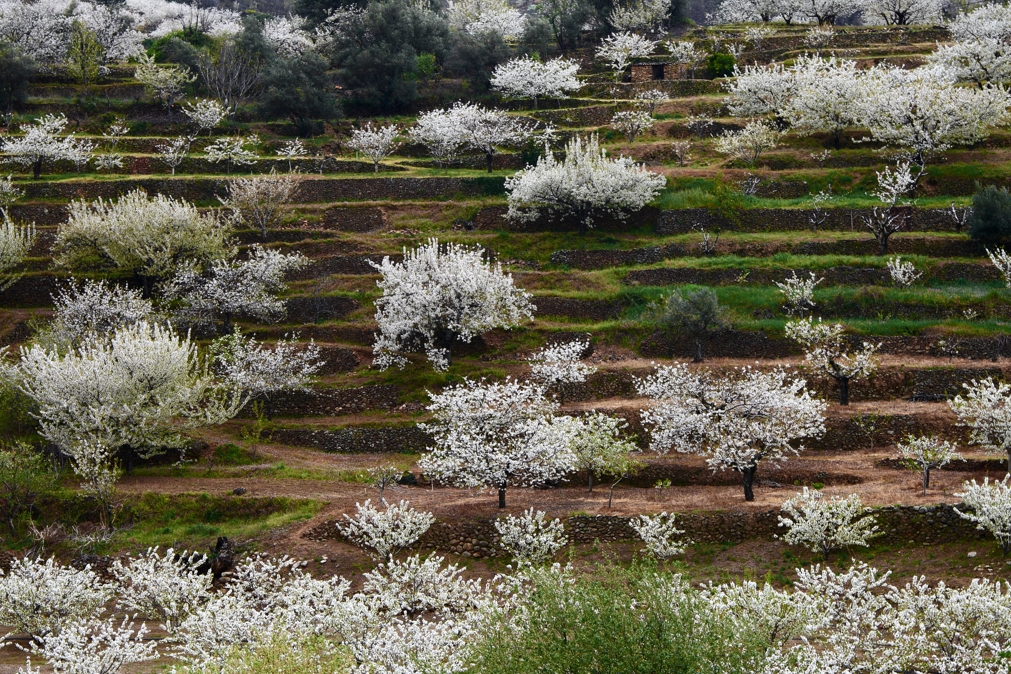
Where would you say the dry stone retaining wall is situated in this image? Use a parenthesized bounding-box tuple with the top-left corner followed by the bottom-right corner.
(270, 426, 429, 453)
(304, 504, 983, 557)
(241, 385, 399, 418)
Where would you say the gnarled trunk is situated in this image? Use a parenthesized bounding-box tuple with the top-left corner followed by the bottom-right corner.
(498, 486, 507, 508)
(742, 464, 758, 501)
(838, 377, 850, 405)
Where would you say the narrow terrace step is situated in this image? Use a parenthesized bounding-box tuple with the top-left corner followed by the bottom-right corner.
(239, 384, 398, 418)
(624, 263, 998, 287)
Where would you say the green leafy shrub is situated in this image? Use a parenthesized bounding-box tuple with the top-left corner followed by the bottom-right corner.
(0, 442, 60, 542)
(706, 52, 735, 78)
(968, 184, 1011, 242)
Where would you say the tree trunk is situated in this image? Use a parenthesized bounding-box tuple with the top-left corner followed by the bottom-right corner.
(608, 477, 624, 508)
(33, 158, 42, 180)
(742, 464, 758, 501)
(498, 486, 506, 508)
(833, 129, 842, 150)
(923, 467, 929, 495)
(838, 377, 850, 405)
(373, 161, 379, 174)
(486, 152, 494, 173)
(588, 472, 594, 493)
(693, 337, 704, 363)
(265, 396, 274, 421)
(223, 312, 233, 335)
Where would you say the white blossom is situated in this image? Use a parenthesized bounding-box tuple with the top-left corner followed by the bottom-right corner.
(664, 40, 703, 69)
(218, 169, 302, 240)
(596, 31, 657, 82)
(370, 239, 534, 371)
(611, 109, 654, 143)
(714, 120, 780, 166)
(0, 212, 34, 290)
(781, 56, 862, 149)
(609, 0, 672, 32)
(337, 500, 435, 560)
(264, 15, 315, 57)
(956, 477, 1011, 555)
(410, 108, 468, 166)
(778, 488, 880, 560)
(505, 134, 665, 234)
(0, 556, 111, 640)
(3, 113, 91, 179)
(490, 56, 582, 109)
(528, 339, 596, 390)
(785, 318, 879, 405)
(162, 246, 307, 332)
(926, 4, 1011, 86)
(173, 591, 275, 669)
(110, 547, 211, 633)
(347, 123, 400, 173)
(0, 0, 71, 66)
(860, 0, 942, 25)
(561, 412, 640, 495)
(494, 508, 567, 565)
(724, 62, 793, 117)
(950, 377, 1011, 469)
(363, 553, 481, 615)
(155, 136, 191, 175)
(204, 135, 258, 172)
(701, 580, 818, 647)
(448, 0, 525, 40)
(987, 247, 1011, 288)
(23, 617, 158, 674)
(212, 330, 323, 419)
(277, 139, 307, 171)
(419, 378, 575, 506)
(133, 52, 195, 114)
(55, 188, 232, 285)
(886, 256, 922, 287)
(42, 279, 154, 350)
(419, 102, 536, 173)
(637, 364, 826, 501)
(16, 320, 245, 462)
(774, 270, 822, 316)
(629, 512, 689, 559)
(182, 98, 228, 135)
(897, 435, 961, 495)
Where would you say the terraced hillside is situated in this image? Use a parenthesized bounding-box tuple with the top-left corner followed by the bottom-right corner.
(3, 21, 1011, 584)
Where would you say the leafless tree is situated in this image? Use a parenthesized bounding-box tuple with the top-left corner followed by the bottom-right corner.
(197, 41, 264, 112)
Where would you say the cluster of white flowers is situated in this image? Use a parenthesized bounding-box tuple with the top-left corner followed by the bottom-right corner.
(630, 512, 689, 559)
(886, 256, 922, 287)
(448, 0, 525, 39)
(162, 246, 308, 332)
(490, 56, 582, 109)
(596, 31, 657, 82)
(987, 247, 1011, 288)
(337, 500, 436, 560)
(15, 321, 245, 493)
(347, 123, 401, 173)
(714, 120, 780, 166)
(711, 0, 940, 24)
(218, 169, 303, 240)
(774, 270, 822, 316)
(897, 435, 961, 495)
(134, 53, 195, 115)
(370, 239, 534, 371)
(212, 329, 323, 419)
(182, 98, 228, 136)
(637, 365, 826, 501)
(205, 135, 259, 172)
(42, 279, 154, 350)
(277, 138, 307, 171)
(956, 477, 1011, 556)
(927, 4, 1011, 87)
(3, 551, 1011, 673)
(3, 114, 94, 179)
(505, 134, 666, 234)
(155, 136, 192, 175)
(609, 0, 672, 32)
(528, 339, 596, 391)
(611, 109, 655, 143)
(494, 508, 568, 565)
(949, 377, 1011, 470)
(0, 212, 34, 291)
(778, 488, 880, 560)
(263, 15, 315, 57)
(785, 317, 880, 405)
(55, 188, 232, 284)
(420, 378, 578, 506)
(410, 102, 536, 172)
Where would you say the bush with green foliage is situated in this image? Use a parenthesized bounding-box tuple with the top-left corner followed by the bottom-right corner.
(646, 287, 730, 362)
(331, 0, 450, 113)
(0, 42, 35, 122)
(260, 52, 340, 136)
(0, 442, 60, 542)
(968, 184, 1011, 243)
(467, 562, 767, 674)
(706, 52, 735, 78)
